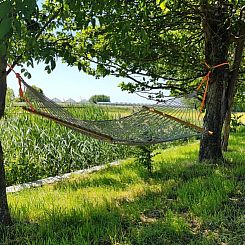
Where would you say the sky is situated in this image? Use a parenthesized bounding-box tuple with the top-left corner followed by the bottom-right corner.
(7, 60, 155, 104)
(6, 0, 157, 104)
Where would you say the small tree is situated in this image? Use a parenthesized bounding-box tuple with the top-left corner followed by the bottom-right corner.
(89, 94, 110, 103)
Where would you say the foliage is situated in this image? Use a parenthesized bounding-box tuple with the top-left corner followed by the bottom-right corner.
(41, 0, 245, 100)
(0, 0, 45, 62)
(89, 94, 110, 103)
(3, 88, 15, 116)
(36, 0, 244, 161)
(233, 81, 245, 112)
(0, 0, 244, 225)
(230, 113, 245, 132)
(134, 146, 153, 173)
(0, 0, 243, 156)
(5, 88, 14, 104)
(1, 131, 244, 244)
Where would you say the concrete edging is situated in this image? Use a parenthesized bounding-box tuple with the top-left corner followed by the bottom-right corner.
(6, 160, 121, 193)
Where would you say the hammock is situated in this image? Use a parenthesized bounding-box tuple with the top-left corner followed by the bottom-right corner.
(17, 76, 211, 146)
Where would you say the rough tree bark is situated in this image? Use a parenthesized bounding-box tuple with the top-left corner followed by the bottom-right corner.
(0, 55, 12, 225)
(199, 2, 230, 162)
(222, 7, 245, 151)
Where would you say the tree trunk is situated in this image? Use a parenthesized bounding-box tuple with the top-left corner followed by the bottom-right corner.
(0, 55, 12, 225)
(222, 110, 231, 151)
(0, 142, 11, 226)
(199, 2, 230, 163)
(222, 8, 245, 151)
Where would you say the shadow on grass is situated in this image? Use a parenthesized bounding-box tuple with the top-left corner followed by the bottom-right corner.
(3, 133, 244, 245)
(1, 202, 126, 245)
(55, 175, 129, 191)
(2, 168, 232, 244)
(149, 163, 216, 182)
(2, 196, 199, 245)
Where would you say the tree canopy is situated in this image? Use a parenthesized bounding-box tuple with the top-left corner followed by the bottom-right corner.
(46, 0, 244, 100)
(89, 94, 110, 103)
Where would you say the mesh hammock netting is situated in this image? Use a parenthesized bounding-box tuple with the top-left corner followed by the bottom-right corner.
(18, 76, 208, 146)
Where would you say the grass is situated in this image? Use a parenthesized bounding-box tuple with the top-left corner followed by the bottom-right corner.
(1, 131, 245, 244)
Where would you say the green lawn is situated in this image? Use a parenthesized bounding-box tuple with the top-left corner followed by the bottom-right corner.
(2, 130, 245, 245)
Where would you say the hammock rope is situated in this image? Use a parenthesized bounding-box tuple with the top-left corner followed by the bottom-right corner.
(14, 74, 210, 146)
(196, 62, 229, 113)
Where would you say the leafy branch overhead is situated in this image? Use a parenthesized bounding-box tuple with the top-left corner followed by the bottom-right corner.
(1, 1, 244, 101)
(44, 0, 244, 100)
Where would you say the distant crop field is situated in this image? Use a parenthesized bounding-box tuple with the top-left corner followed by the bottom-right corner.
(2, 104, 133, 186)
(101, 105, 136, 118)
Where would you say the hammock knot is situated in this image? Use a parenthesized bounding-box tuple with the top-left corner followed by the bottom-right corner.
(197, 61, 229, 113)
(15, 72, 21, 79)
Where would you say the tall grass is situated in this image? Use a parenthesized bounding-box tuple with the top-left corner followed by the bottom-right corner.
(1, 131, 244, 244)
(1, 105, 133, 186)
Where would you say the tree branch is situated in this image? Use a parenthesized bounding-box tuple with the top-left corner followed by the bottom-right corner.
(225, 6, 245, 115)
(6, 5, 63, 75)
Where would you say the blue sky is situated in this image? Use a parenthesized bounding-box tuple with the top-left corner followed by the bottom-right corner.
(7, 60, 155, 104)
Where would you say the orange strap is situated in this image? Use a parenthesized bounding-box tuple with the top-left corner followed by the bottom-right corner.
(7, 64, 35, 112)
(197, 62, 229, 113)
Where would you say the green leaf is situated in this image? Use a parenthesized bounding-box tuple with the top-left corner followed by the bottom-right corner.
(45, 58, 50, 64)
(78, 62, 82, 71)
(0, 17, 12, 39)
(0, 1, 11, 19)
(159, 0, 169, 14)
(0, 43, 7, 55)
(45, 65, 51, 74)
(50, 59, 56, 70)
(23, 71, 32, 79)
(26, 59, 34, 68)
(13, 19, 22, 37)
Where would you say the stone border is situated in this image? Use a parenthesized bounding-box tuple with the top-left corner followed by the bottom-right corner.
(6, 160, 121, 193)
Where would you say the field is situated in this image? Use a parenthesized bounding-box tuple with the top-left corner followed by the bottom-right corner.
(2, 103, 201, 186)
(1, 105, 135, 186)
(1, 104, 244, 244)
